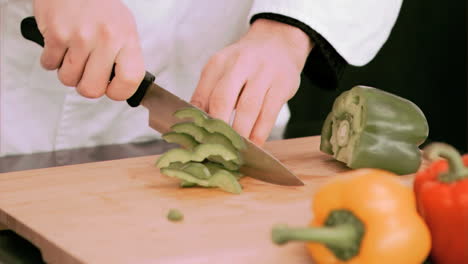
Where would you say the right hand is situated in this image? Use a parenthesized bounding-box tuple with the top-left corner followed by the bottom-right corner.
(33, 0, 145, 100)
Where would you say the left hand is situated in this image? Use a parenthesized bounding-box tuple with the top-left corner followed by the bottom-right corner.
(190, 19, 313, 146)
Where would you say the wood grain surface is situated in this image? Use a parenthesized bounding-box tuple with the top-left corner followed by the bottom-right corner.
(0, 136, 414, 264)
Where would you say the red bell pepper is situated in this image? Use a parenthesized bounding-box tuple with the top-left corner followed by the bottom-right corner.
(414, 142, 468, 264)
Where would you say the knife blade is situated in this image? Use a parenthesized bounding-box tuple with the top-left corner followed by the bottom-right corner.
(141, 82, 304, 186)
(20, 16, 304, 186)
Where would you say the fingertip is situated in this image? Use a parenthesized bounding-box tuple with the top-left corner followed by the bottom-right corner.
(76, 82, 106, 99)
(106, 79, 138, 101)
(40, 53, 60, 70)
(107, 44, 145, 101)
(57, 68, 79, 87)
(191, 80, 211, 111)
(40, 30, 69, 70)
(190, 98, 207, 111)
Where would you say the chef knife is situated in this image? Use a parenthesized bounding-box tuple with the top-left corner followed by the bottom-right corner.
(20, 16, 304, 186)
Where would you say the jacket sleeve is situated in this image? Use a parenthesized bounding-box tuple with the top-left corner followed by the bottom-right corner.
(248, 0, 402, 89)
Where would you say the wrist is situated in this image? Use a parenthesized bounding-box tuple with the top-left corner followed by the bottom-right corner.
(248, 18, 314, 69)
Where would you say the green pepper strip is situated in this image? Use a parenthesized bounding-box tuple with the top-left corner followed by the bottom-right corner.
(167, 209, 184, 222)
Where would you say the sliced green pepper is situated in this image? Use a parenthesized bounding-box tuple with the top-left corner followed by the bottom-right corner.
(180, 162, 211, 179)
(161, 167, 242, 194)
(162, 132, 198, 150)
(168, 122, 243, 166)
(155, 143, 239, 168)
(157, 107, 245, 194)
(170, 122, 208, 143)
(174, 107, 246, 150)
(320, 86, 429, 175)
(174, 107, 208, 125)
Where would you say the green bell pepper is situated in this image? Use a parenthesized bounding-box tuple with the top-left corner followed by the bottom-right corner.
(320, 86, 429, 175)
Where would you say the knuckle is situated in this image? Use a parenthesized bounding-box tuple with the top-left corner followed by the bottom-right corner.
(207, 52, 226, 68)
(233, 51, 258, 74)
(236, 50, 252, 64)
(99, 23, 117, 41)
(46, 26, 69, 45)
(74, 28, 93, 47)
(208, 96, 227, 113)
(235, 45, 255, 59)
(293, 75, 301, 89)
(279, 77, 301, 100)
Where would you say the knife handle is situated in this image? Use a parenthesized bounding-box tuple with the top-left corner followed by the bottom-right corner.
(20, 16, 155, 107)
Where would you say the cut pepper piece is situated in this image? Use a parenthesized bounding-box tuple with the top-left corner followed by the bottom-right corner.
(169, 122, 243, 165)
(170, 122, 208, 143)
(180, 180, 197, 188)
(174, 107, 208, 125)
(201, 118, 246, 150)
(207, 155, 240, 171)
(173, 107, 246, 150)
(161, 167, 242, 194)
(155, 143, 238, 168)
(320, 86, 429, 175)
(161, 168, 212, 187)
(167, 209, 184, 222)
(204, 132, 243, 165)
(180, 162, 211, 179)
(162, 132, 198, 150)
(204, 162, 243, 179)
(208, 169, 242, 194)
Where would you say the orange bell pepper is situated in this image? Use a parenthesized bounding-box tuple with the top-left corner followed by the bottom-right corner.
(272, 169, 431, 264)
(414, 143, 468, 264)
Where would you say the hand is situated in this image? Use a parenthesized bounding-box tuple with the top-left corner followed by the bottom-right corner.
(191, 19, 313, 146)
(33, 0, 145, 100)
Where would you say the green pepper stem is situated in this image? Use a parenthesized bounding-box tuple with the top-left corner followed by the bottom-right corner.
(424, 142, 468, 183)
(272, 224, 357, 249)
(336, 120, 350, 147)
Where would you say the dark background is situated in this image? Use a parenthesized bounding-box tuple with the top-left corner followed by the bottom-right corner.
(0, 1, 466, 263)
(285, 0, 468, 152)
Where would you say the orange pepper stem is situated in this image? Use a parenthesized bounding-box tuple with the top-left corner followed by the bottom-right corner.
(271, 209, 364, 261)
(424, 142, 468, 183)
(272, 224, 357, 247)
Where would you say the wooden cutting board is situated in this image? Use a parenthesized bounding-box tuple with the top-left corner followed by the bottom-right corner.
(0, 136, 414, 264)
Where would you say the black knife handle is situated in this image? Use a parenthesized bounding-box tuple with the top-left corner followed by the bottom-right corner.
(20, 16, 155, 107)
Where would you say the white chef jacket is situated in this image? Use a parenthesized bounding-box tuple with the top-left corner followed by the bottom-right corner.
(0, 0, 402, 156)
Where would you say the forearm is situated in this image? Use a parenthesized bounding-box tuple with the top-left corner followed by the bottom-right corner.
(248, 0, 403, 89)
